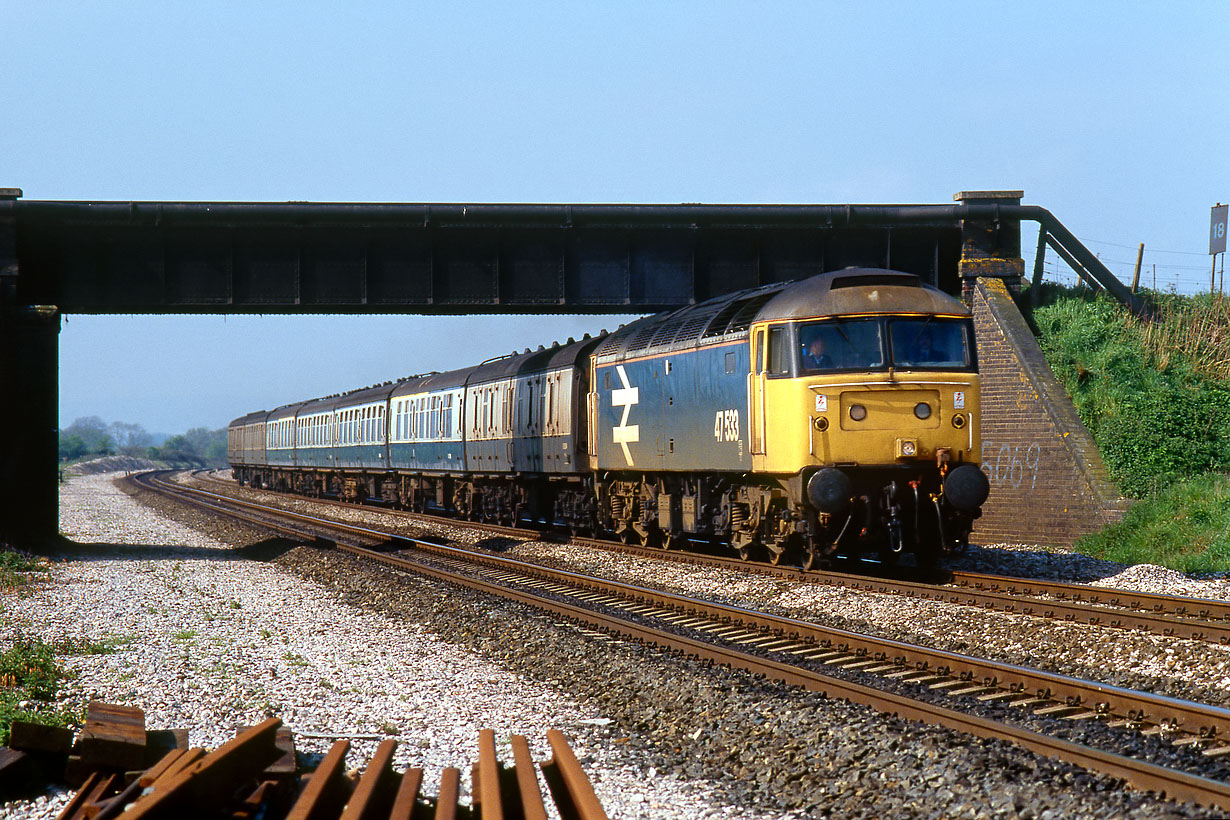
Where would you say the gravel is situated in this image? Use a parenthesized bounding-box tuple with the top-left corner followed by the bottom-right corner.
(2, 471, 1225, 818)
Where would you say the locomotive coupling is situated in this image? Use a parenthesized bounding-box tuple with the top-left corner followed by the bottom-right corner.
(942, 464, 990, 512)
(807, 467, 854, 514)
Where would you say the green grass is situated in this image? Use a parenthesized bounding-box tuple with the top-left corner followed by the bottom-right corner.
(1030, 289, 1230, 497)
(0, 636, 83, 746)
(1075, 473, 1230, 574)
(0, 549, 46, 589)
(1027, 285, 1230, 573)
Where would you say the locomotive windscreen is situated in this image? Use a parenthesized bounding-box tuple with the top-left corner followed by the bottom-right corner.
(797, 317, 974, 374)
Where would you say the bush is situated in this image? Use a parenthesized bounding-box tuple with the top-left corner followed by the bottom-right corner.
(1030, 289, 1230, 497)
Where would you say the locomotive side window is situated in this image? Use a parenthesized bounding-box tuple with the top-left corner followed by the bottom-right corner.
(767, 327, 790, 376)
(888, 318, 973, 370)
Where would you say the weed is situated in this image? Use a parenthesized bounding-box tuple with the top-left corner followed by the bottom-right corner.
(0, 636, 82, 745)
(283, 652, 308, 668)
(0, 549, 46, 589)
(49, 635, 131, 656)
(172, 629, 198, 643)
(1032, 289, 1230, 497)
(259, 629, 272, 640)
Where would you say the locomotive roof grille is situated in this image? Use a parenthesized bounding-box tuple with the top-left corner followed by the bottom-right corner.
(624, 321, 666, 354)
(702, 291, 780, 338)
(648, 307, 694, 348)
(671, 307, 724, 344)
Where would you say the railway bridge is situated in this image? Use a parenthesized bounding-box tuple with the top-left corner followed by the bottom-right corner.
(0, 189, 1133, 544)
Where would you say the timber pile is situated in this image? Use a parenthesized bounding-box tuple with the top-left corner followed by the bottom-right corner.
(1, 702, 609, 819)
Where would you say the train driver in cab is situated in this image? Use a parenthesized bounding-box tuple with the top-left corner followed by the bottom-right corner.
(801, 332, 835, 370)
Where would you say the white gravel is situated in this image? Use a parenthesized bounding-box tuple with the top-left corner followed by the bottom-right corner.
(0, 473, 788, 820)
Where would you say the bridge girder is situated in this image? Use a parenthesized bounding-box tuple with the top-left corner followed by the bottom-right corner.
(2, 189, 1032, 542)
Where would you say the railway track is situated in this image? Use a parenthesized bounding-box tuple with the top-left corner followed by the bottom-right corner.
(140, 471, 1230, 810)
(188, 470, 1230, 645)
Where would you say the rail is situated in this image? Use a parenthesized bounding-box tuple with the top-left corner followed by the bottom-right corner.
(12, 703, 608, 820)
(137, 471, 1230, 810)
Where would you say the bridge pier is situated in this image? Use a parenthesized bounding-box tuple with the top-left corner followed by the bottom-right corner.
(956, 190, 1026, 299)
(1, 189, 60, 545)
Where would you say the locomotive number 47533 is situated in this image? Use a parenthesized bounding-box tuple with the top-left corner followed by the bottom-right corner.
(714, 409, 740, 442)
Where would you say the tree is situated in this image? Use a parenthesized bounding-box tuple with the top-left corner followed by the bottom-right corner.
(147, 427, 228, 467)
(59, 416, 114, 459)
(109, 421, 152, 455)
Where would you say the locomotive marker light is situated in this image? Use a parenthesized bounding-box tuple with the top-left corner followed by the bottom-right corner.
(914, 402, 932, 420)
(611, 365, 640, 466)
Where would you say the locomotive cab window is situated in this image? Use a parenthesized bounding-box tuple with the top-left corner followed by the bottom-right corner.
(798, 319, 884, 372)
(888, 318, 974, 370)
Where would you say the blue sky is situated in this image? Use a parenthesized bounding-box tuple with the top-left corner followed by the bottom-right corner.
(4, 2, 1228, 433)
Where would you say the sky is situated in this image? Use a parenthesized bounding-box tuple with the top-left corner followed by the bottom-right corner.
(4, 2, 1228, 434)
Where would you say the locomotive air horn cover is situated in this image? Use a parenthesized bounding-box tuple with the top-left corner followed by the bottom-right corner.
(943, 464, 990, 511)
(808, 467, 854, 514)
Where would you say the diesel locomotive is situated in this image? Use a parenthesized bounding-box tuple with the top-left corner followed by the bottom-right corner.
(229, 267, 989, 568)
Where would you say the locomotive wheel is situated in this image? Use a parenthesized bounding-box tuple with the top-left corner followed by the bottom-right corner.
(768, 534, 802, 567)
(737, 545, 753, 562)
(802, 549, 822, 571)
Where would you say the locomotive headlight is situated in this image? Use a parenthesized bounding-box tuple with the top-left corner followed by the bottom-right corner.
(914, 402, 931, 420)
(952, 413, 967, 429)
(849, 404, 867, 422)
(896, 438, 918, 458)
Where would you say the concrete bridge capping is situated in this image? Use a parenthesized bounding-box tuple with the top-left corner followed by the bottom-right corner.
(0, 188, 1129, 545)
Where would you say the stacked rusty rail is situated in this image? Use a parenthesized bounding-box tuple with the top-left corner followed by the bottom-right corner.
(2, 703, 607, 819)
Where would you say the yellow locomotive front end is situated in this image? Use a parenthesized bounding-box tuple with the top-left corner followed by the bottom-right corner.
(746, 272, 989, 567)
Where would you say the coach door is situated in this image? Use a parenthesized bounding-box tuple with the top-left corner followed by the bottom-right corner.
(749, 327, 766, 457)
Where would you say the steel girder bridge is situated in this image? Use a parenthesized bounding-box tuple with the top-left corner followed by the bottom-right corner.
(0, 189, 1138, 539)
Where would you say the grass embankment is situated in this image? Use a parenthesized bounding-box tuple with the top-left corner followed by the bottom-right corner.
(1029, 287, 1230, 573)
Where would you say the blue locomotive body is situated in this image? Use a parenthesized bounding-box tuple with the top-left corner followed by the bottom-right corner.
(591, 341, 751, 474)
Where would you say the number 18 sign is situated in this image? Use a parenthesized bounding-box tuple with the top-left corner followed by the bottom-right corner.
(1212, 204, 1228, 255)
